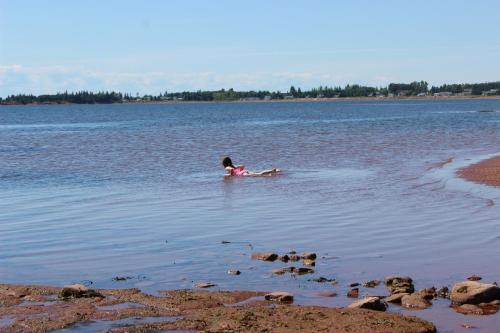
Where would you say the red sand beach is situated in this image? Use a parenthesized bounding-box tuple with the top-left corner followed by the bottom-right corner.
(458, 156, 500, 187)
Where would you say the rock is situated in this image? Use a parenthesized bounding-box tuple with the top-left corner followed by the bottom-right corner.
(112, 276, 132, 281)
(454, 304, 498, 315)
(60, 284, 103, 299)
(318, 292, 337, 297)
(437, 286, 450, 298)
(264, 291, 293, 303)
(364, 280, 381, 288)
(401, 293, 432, 309)
(292, 267, 314, 275)
(227, 270, 241, 275)
(310, 277, 335, 283)
(251, 252, 278, 262)
(272, 267, 295, 275)
(348, 297, 387, 311)
(303, 259, 315, 266)
(349, 283, 360, 288)
(288, 254, 301, 262)
(461, 324, 477, 329)
(479, 110, 496, 113)
(221, 240, 231, 244)
(450, 281, 500, 305)
(195, 282, 216, 289)
(288, 250, 297, 255)
(278, 255, 290, 262)
(385, 293, 409, 304)
(418, 287, 437, 300)
(467, 275, 482, 281)
(385, 276, 414, 295)
(347, 288, 359, 298)
(301, 252, 317, 260)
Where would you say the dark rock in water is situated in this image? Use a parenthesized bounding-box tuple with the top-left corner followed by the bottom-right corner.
(385, 276, 415, 295)
(113, 276, 133, 281)
(278, 255, 290, 262)
(478, 110, 496, 113)
(454, 304, 498, 315)
(437, 286, 450, 298)
(451, 281, 500, 305)
(350, 283, 360, 288)
(264, 291, 293, 303)
(288, 254, 301, 262)
(364, 280, 381, 288)
(60, 284, 103, 299)
(385, 293, 409, 304)
(303, 259, 316, 266)
(401, 293, 432, 309)
(467, 275, 482, 281)
(195, 282, 216, 289)
(288, 250, 297, 255)
(310, 277, 336, 283)
(251, 252, 278, 262)
(318, 292, 337, 297)
(221, 240, 231, 244)
(347, 288, 359, 298)
(292, 267, 314, 275)
(301, 252, 317, 260)
(272, 267, 295, 275)
(418, 287, 437, 300)
(348, 297, 387, 311)
(227, 270, 241, 275)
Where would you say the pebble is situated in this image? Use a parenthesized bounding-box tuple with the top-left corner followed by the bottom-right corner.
(303, 259, 315, 266)
(194, 282, 216, 289)
(348, 296, 387, 311)
(301, 252, 317, 260)
(251, 252, 278, 262)
(227, 270, 241, 275)
(264, 291, 293, 303)
(347, 288, 359, 298)
(364, 280, 381, 288)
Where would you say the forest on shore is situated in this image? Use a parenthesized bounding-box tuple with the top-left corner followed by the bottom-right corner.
(2, 81, 500, 105)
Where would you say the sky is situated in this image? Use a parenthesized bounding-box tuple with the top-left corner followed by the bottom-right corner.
(1, 0, 500, 97)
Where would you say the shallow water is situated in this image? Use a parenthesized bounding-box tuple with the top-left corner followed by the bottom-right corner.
(1, 100, 500, 331)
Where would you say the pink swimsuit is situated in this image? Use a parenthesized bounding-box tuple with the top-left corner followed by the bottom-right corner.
(231, 167, 249, 176)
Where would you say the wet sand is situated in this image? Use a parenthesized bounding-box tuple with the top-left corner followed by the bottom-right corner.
(458, 156, 500, 187)
(0, 283, 436, 333)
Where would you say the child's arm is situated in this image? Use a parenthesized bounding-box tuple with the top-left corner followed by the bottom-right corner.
(235, 165, 245, 170)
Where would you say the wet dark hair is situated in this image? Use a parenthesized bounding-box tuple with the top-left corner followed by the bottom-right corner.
(222, 156, 235, 168)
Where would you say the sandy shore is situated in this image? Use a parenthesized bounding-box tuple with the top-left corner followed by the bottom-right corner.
(458, 156, 500, 187)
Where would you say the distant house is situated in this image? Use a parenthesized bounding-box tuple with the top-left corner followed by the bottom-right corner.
(263, 95, 271, 101)
(397, 90, 410, 96)
(388, 93, 395, 98)
(434, 92, 453, 97)
(482, 89, 499, 96)
(417, 93, 427, 97)
(240, 97, 260, 101)
(284, 95, 294, 99)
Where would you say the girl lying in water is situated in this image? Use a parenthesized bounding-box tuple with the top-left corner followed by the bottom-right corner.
(222, 156, 281, 177)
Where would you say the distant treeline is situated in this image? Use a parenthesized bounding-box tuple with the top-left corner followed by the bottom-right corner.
(2, 81, 500, 105)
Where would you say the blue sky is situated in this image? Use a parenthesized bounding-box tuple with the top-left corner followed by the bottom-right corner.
(1, 0, 500, 96)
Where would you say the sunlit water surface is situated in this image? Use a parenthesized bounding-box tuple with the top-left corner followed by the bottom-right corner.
(1, 100, 500, 332)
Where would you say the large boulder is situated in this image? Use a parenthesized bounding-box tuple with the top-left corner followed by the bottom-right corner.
(264, 291, 293, 303)
(401, 293, 432, 309)
(385, 276, 414, 295)
(348, 297, 387, 311)
(450, 281, 500, 305)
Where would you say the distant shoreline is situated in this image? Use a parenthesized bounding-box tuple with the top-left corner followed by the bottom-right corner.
(1, 95, 500, 106)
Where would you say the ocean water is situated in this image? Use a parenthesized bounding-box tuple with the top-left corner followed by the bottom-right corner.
(1, 100, 500, 332)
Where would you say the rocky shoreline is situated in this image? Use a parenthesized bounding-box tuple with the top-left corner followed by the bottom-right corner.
(0, 283, 437, 333)
(1, 250, 499, 332)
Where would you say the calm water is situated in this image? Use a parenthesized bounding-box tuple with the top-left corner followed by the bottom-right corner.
(1, 100, 500, 332)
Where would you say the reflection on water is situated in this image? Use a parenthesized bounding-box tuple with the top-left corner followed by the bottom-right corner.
(1, 100, 500, 330)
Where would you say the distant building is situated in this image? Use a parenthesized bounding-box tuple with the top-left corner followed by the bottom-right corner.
(417, 93, 427, 97)
(397, 90, 410, 96)
(482, 89, 499, 96)
(284, 95, 294, 99)
(263, 95, 271, 101)
(434, 92, 453, 97)
(240, 97, 260, 101)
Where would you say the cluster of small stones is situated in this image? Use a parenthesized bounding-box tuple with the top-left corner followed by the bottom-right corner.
(251, 251, 317, 276)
